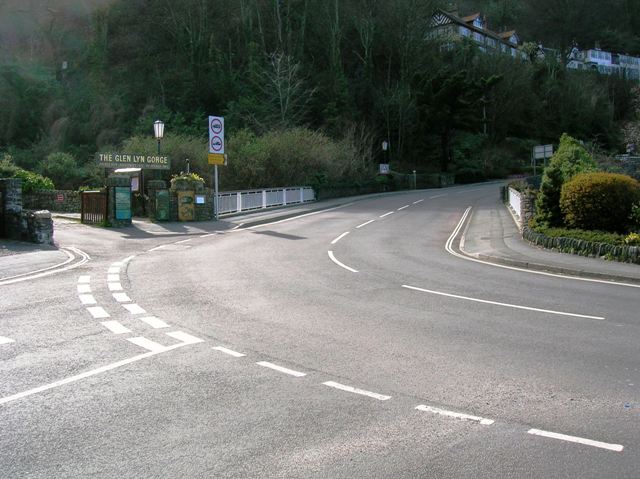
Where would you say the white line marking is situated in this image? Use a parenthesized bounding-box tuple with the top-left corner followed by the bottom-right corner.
(429, 194, 446, 199)
(0, 247, 91, 285)
(77, 284, 91, 294)
(122, 256, 135, 264)
(231, 223, 245, 231)
(79, 294, 97, 305)
(356, 220, 375, 229)
(379, 211, 394, 218)
(111, 262, 123, 267)
(166, 331, 204, 344)
(322, 381, 391, 401)
(0, 341, 194, 406)
(123, 304, 146, 315)
(527, 429, 623, 452)
(108, 266, 120, 274)
(108, 282, 123, 292)
(401, 284, 605, 320)
(415, 405, 494, 425)
(127, 336, 167, 353)
(200, 233, 216, 238)
(331, 231, 350, 245)
(256, 361, 306, 377)
(175, 239, 192, 244)
(149, 245, 169, 252)
(112, 292, 132, 303)
(78, 275, 91, 284)
(245, 203, 355, 230)
(0, 336, 15, 345)
(0, 248, 73, 282)
(213, 346, 246, 357)
(138, 316, 169, 329)
(448, 207, 640, 289)
(107, 274, 120, 282)
(397, 205, 409, 211)
(328, 251, 358, 273)
(101, 321, 131, 335)
(87, 307, 110, 319)
(413, 199, 425, 204)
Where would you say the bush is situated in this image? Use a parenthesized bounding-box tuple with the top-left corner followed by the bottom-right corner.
(530, 224, 628, 245)
(0, 153, 54, 192)
(39, 152, 82, 190)
(535, 133, 597, 227)
(560, 172, 640, 233)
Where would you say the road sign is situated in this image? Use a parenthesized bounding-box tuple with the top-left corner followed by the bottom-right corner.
(208, 153, 226, 165)
(379, 164, 390, 175)
(208, 116, 225, 154)
(534, 144, 553, 160)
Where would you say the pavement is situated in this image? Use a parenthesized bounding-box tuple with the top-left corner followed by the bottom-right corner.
(2, 186, 640, 284)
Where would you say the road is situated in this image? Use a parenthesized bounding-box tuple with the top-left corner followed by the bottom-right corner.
(1, 183, 639, 478)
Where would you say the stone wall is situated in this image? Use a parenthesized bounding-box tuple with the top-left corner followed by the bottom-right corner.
(0, 178, 54, 244)
(23, 190, 81, 213)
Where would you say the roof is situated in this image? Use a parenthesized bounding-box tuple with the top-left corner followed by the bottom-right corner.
(432, 9, 520, 49)
(462, 13, 480, 23)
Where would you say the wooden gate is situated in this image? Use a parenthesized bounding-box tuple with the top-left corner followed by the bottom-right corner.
(81, 190, 108, 224)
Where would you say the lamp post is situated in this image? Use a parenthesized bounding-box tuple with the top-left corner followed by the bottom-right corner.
(153, 120, 164, 155)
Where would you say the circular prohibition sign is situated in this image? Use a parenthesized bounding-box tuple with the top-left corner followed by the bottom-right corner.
(211, 135, 223, 152)
(210, 118, 223, 134)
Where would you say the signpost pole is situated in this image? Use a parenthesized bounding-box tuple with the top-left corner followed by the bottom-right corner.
(214, 165, 219, 220)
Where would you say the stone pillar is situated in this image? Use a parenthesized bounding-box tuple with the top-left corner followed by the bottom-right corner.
(0, 178, 23, 239)
(25, 210, 54, 244)
(147, 180, 169, 221)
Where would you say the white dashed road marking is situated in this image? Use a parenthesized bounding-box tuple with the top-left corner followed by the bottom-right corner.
(127, 337, 167, 353)
(79, 294, 97, 305)
(356, 220, 375, 229)
(87, 307, 110, 319)
(108, 283, 123, 291)
(322, 381, 391, 401)
(397, 205, 409, 211)
(213, 346, 246, 357)
(0, 336, 15, 345)
(331, 232, 350, 245)
(527, 429, 623, 452)
(101, 321, 131, 335)
(379, 211, 394, 218)
(78, 276, 91, 284)
(107, 274, 120, 282)
(122, 304, 146, 315)
(166, 331, 204, 344)
(415, 405, 494, 425)
(257, 361, 307, 377)
(413, 199, 424, 204)
(138, 317, 169, 329)
(108, 266, 120, 274)
(112, 292, 132, 303)
(77, 284, 91, 294)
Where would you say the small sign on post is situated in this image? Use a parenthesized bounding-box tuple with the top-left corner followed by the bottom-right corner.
(379, 164, 390, 175)
(532, 144, 554, 175)
(208, 116, 225, 220)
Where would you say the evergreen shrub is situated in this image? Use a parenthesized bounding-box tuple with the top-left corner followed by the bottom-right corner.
(560, 172, 640, 233)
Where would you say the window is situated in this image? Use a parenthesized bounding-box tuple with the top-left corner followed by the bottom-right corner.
(486, 38, 497, 48)
(460, 27, 470, 37)
(473, 31, 484, 43)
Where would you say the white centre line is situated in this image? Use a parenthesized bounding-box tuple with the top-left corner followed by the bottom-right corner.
(175, 239, 192, 244)
(77, 284, 91, 294)
(108, 283, 123, 292)
(322, 381, 391, 401)
(78, 294, 97, 305)
(0, 340, 195, 406)
(401, 285, 605, 321)
(429, 194, 446, 199)
(415, 405, 494, 425)
(200, 233, 216, 238)
(379, 211, 394, 218)
(213, 346, 246, 357)
(138, 317, 169, 329)
(0, 336, 15, 345)
(356, 220, 375, 229)
(397, 205, 409, 211)
(527, 429, 624, 452)
(87, 307, 110, 319)
(123, 304, 147, 315)
(112, 292, 132, 303)
(412, 199, 425, 204)
(331, 231, 350, 245)
(256, 361, 306, 377)
(101, 321, 131, 335)
(149, 245, 169, 252)
(328, 251, 359, 273)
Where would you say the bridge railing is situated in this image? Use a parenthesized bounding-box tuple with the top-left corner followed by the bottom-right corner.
(216, 187, 315, 216)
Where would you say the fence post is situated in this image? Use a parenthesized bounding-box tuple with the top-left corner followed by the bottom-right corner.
(237, 192, 242, 213)
(299, 187, 303, 203)
(283, 188, 287, 206)
(262, 190, 267, 209)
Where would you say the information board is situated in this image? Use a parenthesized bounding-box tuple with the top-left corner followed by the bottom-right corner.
(114, 187, 131, 220)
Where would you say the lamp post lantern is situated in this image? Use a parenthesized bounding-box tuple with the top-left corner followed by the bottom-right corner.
(153, 120, 164, 155)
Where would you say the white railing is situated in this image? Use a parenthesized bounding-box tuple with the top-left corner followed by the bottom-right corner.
(508, 187, 522, 219)
(216, 186, 315, 216)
